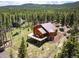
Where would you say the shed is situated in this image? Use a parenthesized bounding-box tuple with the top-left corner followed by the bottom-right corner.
(12, 18, 25, 27)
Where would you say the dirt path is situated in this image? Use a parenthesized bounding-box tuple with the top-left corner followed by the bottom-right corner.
(0, 50, 10, 58)
(0, 41, 11, 58)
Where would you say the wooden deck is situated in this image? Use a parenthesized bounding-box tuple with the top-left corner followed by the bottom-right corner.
(28, 33, 47, 41)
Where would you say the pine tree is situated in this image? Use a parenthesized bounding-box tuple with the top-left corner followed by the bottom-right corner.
(18, 37, 26, 58)
(58, 36, 79, 58)
(9, 48, 13, 58)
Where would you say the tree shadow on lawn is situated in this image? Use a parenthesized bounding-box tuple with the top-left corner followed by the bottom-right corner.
(26, 38, 52, 47)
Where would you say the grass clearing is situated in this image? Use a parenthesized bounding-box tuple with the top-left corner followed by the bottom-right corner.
(5, 22, 67, 58)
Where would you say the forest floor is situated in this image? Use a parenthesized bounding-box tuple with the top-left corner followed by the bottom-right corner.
(1, 22, 69, 58)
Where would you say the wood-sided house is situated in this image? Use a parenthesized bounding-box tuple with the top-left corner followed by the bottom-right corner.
(28, 22, 57, 41)
(33, 22, 57, 38)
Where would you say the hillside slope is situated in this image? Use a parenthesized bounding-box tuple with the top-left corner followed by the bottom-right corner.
(0, 1, 79, 9)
